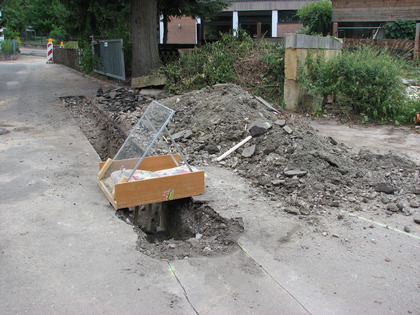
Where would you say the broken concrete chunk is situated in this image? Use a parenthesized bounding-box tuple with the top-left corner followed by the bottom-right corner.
(275, 119, 286, 127)
(283, 125, 293, 134)
(375, 182, 397, 194)
(242, 144, 256, 158)
(387, 203, 399, 212)
(207, 145, 220, 154)
(248, 120, 272, 137)
(271, 179, 285, 186)
(284, 206, 300, 215)
(108, 91, 117, 100)
(172, 129, 193, 141)
(284, 170, 307, 177)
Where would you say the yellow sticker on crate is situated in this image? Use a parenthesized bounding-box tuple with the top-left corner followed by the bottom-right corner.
(163, 189, 175, 201)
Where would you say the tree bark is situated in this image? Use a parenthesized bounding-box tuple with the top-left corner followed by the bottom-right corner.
(131, 0, 160, 77)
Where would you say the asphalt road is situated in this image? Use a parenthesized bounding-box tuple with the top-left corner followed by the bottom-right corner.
(0, 54, 419, 314)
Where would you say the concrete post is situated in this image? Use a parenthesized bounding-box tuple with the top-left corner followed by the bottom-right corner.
(272, 10, 278, 38)
(233, 11, 239, 36)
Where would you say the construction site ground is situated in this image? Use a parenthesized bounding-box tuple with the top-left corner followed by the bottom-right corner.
(0, 52, 419, 314)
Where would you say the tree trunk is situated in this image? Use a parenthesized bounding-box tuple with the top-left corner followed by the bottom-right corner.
(131, 0, 160, 77)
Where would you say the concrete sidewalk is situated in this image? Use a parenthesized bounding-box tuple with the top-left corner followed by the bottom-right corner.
(0, 56, 194, 313)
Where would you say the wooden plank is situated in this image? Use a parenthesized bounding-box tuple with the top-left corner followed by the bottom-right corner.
(97, 179, 118, 209)
(131, 74, 167, 88)
(114, 171, 205, 209)
(98, 158, 113, 180)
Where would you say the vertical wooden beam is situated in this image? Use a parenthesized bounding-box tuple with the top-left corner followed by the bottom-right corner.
(333, 22, 339, 38)
(414, 22, 420, 61)
(257, 22, 262, 39)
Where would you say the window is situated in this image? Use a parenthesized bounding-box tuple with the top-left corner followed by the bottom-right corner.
(278, 10, 300, 24)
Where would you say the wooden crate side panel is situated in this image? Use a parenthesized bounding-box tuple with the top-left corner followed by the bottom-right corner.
(97, 179, 118, 209)
(114, 171, 205, 208)
(99, 155, 181, 173)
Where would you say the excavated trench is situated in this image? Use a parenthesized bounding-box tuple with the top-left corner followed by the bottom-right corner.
(61, 95, 243, 260)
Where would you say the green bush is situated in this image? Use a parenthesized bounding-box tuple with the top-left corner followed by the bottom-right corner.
(78, 40, 95, 74)
(162, 30, 285, 104)
(299, 47, 416, 123)
(163, 31, 252, 94)
(383, 20, 416, 40)
(297, 0, 332, 36)
(0, 40, 14, 52)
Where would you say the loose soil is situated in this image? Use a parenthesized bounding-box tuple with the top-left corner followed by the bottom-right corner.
(62, 84, 420, 260)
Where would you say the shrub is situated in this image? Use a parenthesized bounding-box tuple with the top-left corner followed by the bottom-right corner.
(299, 47, 415, 123)
(78, 40, 95, 74)
(162, 30, 285, 105)
(0, 39, 14, 52)
(383, 20, 416, 40)
(297, 0, 332, 36)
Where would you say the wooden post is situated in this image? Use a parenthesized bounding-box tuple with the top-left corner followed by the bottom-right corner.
(414, 22, 420, 61)
(257, 22, 262, 39)
(333, 22, 338, 37)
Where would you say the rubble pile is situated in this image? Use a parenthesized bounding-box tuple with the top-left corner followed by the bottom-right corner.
(66, 84, 420, 220)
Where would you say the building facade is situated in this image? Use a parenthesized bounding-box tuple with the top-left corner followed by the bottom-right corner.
(332, 0, 420, 39)
(163, 0, 318, 44)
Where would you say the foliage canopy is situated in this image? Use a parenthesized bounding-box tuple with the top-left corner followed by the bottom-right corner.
(297, 0, 332, 36)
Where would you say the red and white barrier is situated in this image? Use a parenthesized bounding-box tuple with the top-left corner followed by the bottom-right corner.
(46, 38, 53, 64)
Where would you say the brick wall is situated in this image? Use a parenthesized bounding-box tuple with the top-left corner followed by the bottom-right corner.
(277, 24, 303, 38)
(167, 16, 197, 44)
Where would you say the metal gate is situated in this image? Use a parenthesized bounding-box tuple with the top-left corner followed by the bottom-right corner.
(92, 39, 126, 81)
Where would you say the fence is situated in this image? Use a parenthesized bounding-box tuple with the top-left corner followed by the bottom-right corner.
(342, 38, 417, 58)
(92, 39, 126, 81)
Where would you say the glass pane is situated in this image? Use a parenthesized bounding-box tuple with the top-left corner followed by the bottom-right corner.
(113, 100, 175, 161)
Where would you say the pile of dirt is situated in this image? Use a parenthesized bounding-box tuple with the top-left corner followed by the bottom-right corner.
(63, 84, 420, 258)
(160, 85, 419, 216)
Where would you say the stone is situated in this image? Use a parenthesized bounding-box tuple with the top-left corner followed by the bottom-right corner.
(0, 128, 10, 136)
(374, 182, 397, 194)
(284, 170, 307, 177)
(387, 203, 399, 212)
(284, 206, 300, 215)
(299, 207, 310, 215)
(274, 119, 286, 127)
(414, 218, 420, 225)
(242, 144, 256, 158)
(271, 179, 284, 186)
(108, 91, 117, 99)
(248, 121, 272, 137)
(409, 200, 419, 208)
(207, 145, 220, 154)
(283, 125, 293, 134)
(172, 129, 193, 141)
(404, 226, 410, 233)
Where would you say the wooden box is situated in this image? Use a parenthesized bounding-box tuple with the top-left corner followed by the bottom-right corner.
(98, 154, 205, 209)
